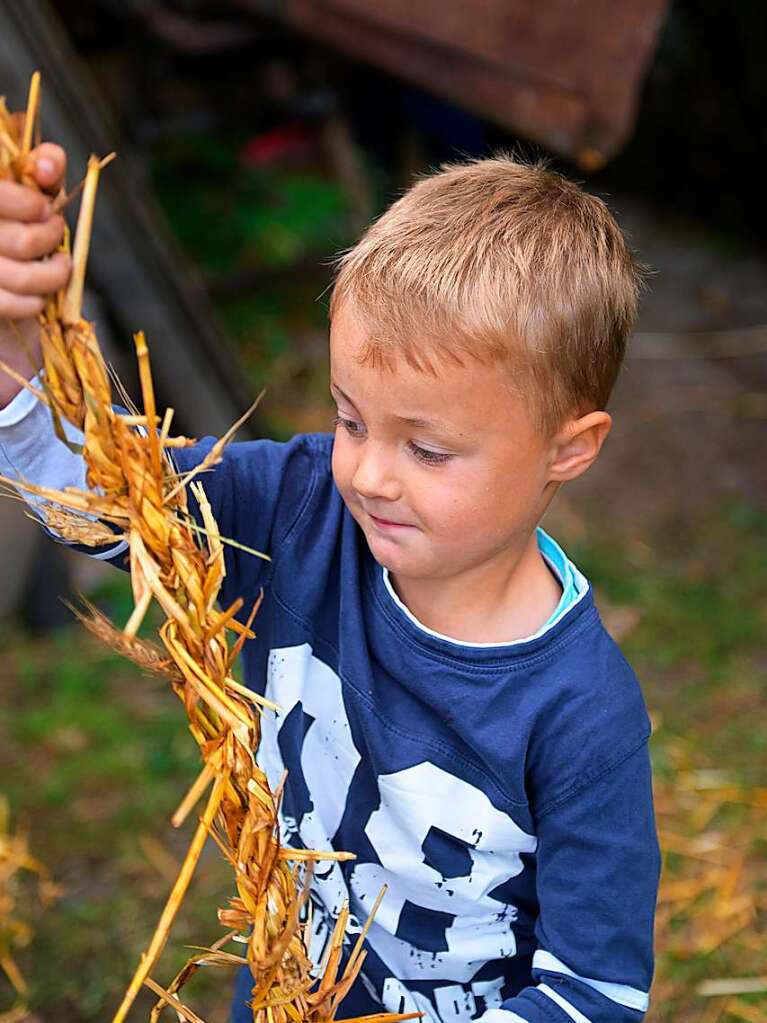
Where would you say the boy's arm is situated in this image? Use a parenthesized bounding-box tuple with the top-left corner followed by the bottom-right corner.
(487, 740, 660, 1023)
(0, 376, 320, 591)
(0, 143, 70, 406)
(0, 377, 129, 562)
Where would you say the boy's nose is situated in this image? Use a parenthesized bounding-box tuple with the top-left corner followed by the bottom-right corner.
(351, 443, 401, 503)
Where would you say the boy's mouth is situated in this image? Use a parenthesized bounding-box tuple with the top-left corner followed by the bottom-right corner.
(366, 511, 415, 530)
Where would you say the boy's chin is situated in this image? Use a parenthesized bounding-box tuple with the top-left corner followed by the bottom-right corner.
(363, 530, 434, 580)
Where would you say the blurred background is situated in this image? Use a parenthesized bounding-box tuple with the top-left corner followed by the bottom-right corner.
(0, 2, 764, 1021)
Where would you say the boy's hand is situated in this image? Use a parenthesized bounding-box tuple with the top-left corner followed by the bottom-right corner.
(0, 143, 70, 407)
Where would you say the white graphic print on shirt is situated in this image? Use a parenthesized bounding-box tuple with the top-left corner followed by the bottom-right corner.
(258, 644, 538, 1020)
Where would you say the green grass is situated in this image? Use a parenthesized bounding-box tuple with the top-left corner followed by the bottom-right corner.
(568, 503, 767, 1021)
(573, 503, 767, 686)
(0, 590, 234, 1021)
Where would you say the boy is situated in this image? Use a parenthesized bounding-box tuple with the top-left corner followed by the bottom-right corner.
(0, 146, 660, 1023)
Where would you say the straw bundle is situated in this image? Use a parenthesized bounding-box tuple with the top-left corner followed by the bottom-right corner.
(0, 75, 416, 1023)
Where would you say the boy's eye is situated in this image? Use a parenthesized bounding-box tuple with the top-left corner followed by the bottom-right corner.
(333, 414, 365, 437)
(333, 415, 451, 465)
(408, 442, 452, 466)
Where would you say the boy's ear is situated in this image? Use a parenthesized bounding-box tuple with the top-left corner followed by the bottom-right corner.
(548, 411, 612, 482)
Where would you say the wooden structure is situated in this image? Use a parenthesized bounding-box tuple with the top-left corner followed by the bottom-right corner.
(254, 0, 669, 168)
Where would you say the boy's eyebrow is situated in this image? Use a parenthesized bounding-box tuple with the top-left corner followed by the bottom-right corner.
(330, 382, 452, 432)
(329, 383, 356, 407)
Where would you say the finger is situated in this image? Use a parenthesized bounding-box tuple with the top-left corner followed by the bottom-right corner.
(0, 215, 65, 261)
(0, 181, 52, 223)
(0, 251, 71, 296)
(0, 287, 44, 319)
(30, 142, 67, 193)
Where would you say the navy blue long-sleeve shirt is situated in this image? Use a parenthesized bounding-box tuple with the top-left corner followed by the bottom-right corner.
(0, 395, 661, 1023)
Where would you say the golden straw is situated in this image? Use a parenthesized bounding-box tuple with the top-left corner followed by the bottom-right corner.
(0, 75, 416, 1023)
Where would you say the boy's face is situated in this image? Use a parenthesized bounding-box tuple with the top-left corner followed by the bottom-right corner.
(329, 303, 559, 584)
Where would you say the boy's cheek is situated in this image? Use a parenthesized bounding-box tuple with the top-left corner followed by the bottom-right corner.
(331, 445, 347, 479)
(330, 433, 347, 488)
(331, 440, 359, 512)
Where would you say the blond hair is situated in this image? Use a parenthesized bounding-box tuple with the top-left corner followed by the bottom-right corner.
(329, 155, 643, 432)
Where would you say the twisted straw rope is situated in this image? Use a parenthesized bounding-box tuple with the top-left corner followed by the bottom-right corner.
(0, 74, 416, 1023)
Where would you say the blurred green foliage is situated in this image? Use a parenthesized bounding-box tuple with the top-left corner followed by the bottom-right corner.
(152, 135, 350, 276)
(151, 133, 353, 436)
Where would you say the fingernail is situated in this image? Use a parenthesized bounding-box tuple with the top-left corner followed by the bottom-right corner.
(36, 156, 55, 178)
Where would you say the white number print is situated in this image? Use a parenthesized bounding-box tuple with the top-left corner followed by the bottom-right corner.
(258, 644, 537, 1022)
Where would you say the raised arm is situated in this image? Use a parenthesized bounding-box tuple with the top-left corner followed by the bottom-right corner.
(0, 143, 69, 406)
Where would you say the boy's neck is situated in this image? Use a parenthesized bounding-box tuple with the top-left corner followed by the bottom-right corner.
(388, 532, 563, 644)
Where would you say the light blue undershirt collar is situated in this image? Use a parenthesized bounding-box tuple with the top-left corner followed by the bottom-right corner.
(381, 527, 588, 649)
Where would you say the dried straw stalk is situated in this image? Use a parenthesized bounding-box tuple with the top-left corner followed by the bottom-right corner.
(0, 75, 417, 1023)
(0, 797, 60, 1023)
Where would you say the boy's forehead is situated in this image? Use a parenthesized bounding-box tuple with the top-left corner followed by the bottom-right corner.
(330, 304, 528, 435)
(331, 305, 448, 398)
(331, 378, 454, 433)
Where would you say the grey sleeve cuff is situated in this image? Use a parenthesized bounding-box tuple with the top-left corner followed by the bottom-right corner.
(0, 376, 42, 427)
(0, 375, 128, 560)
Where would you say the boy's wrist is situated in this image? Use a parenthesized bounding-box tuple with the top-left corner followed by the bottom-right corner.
(0, 373, 40, 426)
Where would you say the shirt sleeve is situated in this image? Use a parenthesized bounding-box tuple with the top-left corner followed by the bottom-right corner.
(171, 430, 321, 601)
(0, 380, 321, 589)
(0, 378, 129, 563)
(486, 740, 661, 1023)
